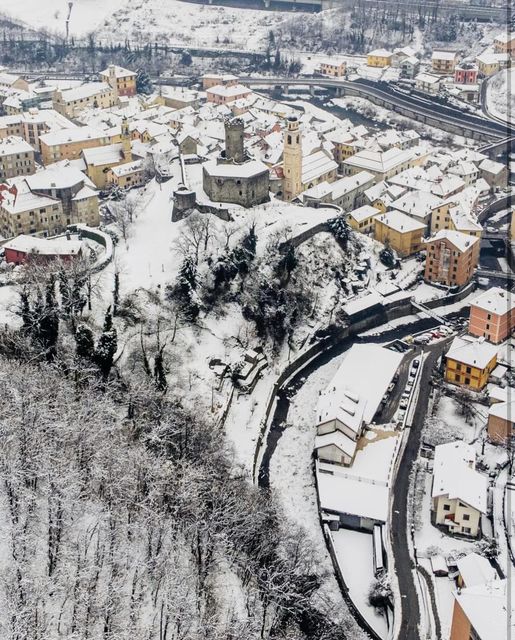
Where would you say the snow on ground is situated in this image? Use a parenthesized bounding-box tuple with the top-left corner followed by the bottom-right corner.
(0, 285, 20, 327)
(0, 0, 126, 36)
(486, 69, 515, 124)
(331, 528, 389, 639)
(97, 0, 297, 51)
(418, 557, 456, 639)
(268, 347, 350, 602)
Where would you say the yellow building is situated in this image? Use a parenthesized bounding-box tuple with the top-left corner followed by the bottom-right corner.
(444, 335, 497, 391)
(83, 119, 133, 189)
(476, 53, 500, 77)
(367, 49, 394, 67)
(0, 179, 63, 238)
(430, 202, 482, 239)
(40, 126, 111, 165)
(53, 82, 116, 118)
(99, 65, 137, 97)
(347, 205, 379, 234)
(374, 209, 425, 256)
(106, 159, 145, 189)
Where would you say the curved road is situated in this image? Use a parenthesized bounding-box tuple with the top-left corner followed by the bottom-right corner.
(391, 338, 453, 640)
(243, 76, 506, 141)
(258, 308, 467, 639)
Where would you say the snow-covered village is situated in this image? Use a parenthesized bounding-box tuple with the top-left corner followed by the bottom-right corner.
(0, 0, 513, 639)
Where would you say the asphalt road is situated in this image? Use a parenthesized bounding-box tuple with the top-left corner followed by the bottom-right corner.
(390, 338, 453, 640)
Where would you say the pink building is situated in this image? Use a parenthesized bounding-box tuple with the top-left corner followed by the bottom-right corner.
(468, 287, 515, 344)
(454, 63, 478, 85)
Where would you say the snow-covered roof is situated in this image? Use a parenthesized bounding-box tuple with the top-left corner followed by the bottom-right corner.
(457, 553, 497, 588)
(82, 143, 125, 166)
(314, 430, 358, 459)
(348, 204, 380, 223)
(375, 209, 426, 233)
(494, 32, 515, 44)
(453, 579, 514, 640)
(0, 178, 59, 214)
(488, 400, 515, 423)
(479, 158, 506, 175)
(432, 440, 488, 513)
(476, 52, 500, 65)
(428, 229, 479, 253)
(0, 135, 33, 157)
(390, 190, 442, 220)
(471, 287, 515, 316)
(368, 49, 393, 58)
(2, 234, 84, 256)
(446, 335, 497, 370)
(343, 147, 415, 174)
(331, 171, 375, 200)
(57, 82, 112, 103)
(316, 460, 389, 523)
(432, 50, 457, 61)
(100, 65, 135, 79)
(206, 84, 252, 98)
(321, 343, 403, 425)
(317, 386, 367, 436)
(109, 159, 143, 177)
(449, 207, 482, 234)
(415, 72, 441, 85)
(203, 159, 268, 178)
(302, 150, 338, 184)
(40, 125, 108, 147)
(26, 165, 94, 191)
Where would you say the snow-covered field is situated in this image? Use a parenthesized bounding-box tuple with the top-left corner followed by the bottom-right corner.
(1, 0, 299, 51)
(331, 528, 389, 639)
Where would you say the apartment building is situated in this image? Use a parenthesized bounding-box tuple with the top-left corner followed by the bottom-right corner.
(432, 50, 458, 74)
(53, 82, 116, 118)
(444, 335, 497, 391)
(40, 126, 111, 165)
(0, 136, 35, 181)
(424, 230, 479, 287)
(99, 64, 137, 97)
(468, 287, 515, 344)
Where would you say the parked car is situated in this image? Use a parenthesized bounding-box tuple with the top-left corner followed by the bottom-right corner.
(406, 379, 414, 388)
(388, 382, 395, 393)
(397, 409, 406, 423)
(400, 397, 409, 409)
(412, 358, 420, 368)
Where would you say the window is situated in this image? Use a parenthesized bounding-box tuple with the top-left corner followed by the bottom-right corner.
(462, 527, 471, 534)
(463, 513, 470, 521)
(466, 366, 471, 374)
(465, 378, 470, 385)
(455, 374, 461, 382)
(443, 504, 451, 511)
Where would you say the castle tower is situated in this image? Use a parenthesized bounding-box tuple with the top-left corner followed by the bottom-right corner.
(283, 116, 302, 201)
(224, 117, 245, 163)
(121, 117, 132, 162)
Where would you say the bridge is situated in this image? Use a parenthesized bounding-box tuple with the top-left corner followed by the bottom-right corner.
(196, 0, 509, 22)
(240, 76, 507, 142)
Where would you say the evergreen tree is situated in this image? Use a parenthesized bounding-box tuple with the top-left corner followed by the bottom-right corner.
(273, 48, 281, 70)
(95, 309, 117, 380)
(75, 324, 95, 360)
(39, 277, 59, 360)
(19, 289, 32, 332)
(113, 271, 120, 317)
(136, 70, 153, 94)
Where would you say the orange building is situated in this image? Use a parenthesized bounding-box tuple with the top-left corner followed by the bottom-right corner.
(39, 126, 111, 165)
(468, 287, 515, 343)
(319, 60, 346, 77)
(424, 230, 479, 287)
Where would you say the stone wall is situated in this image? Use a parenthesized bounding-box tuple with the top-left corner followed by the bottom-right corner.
(203, 166, 270, 207)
